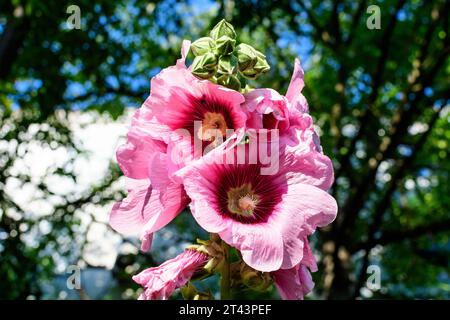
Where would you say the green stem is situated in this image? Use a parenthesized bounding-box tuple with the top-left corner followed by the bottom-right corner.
(220, 241, 231, 300)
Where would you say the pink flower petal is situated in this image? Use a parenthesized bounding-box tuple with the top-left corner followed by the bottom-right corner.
(302, 237, 318, 272)
(286, 58, 309, 113)
(224, 222, 284, 272)
(184, 170, 231, 233)
(272, 264, 315, 300)
(109, 178, 154, 236)
(274, 183, 337, 269)
(180, 130, 336, 272)
(177, 40, 191, 66)
(133, 249, 208, 300)
(110, 174, 188, 239)
(116, 114, 167, 179)
(140, 232, 153, 252)
(148, 69, 246, 143)
(280, 182, 338, 232)
(282, 128, 335, 191)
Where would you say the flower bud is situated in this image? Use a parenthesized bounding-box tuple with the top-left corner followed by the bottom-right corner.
(217, 74, 241, 91)
(236, 43, 258, 72)
(240, 264, 272, 291)
(202, 52, 219, 69)
(180, 282, 198, 299)
(210, 19, 236, 40)
(217, 55, 237, 75)
(203, 257, 220, 273)
(241, 68, 258, 79)
(194, 237, 225, 273)
(191, 52, 218, 79)
(254, 54, 270, 74)
(240, 50, 270, 79)
(190, 37, 215, 56)
(215, 35, 236, 56)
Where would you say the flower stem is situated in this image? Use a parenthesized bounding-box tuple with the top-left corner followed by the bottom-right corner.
(220, 241, 231, 300)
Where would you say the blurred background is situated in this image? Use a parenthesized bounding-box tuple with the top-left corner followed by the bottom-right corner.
(0, 0, 449, 300)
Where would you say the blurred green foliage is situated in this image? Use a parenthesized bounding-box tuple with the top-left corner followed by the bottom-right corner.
(0, 0, 449, 299)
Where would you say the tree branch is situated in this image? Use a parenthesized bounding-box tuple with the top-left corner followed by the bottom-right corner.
(297, 1, 326, 40)
(333, 0, 408, 182)
(329, 0, 342, 46)
(345, 0, 368, 45)
(0, 15, 30, 79)
(65, 85, 144, 103)
(351, 102, 446, 297)
(337, 34, 449, 240)
(353, 218, 450, 252)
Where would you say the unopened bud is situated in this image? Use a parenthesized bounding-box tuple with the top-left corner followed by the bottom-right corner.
(190, 37, 215, 56)
(202, 52, 219, 69)
(218, 55, 237, 75)
(193, 238, 225, 273)
(240, 264, 271, 291)
(241, 84, 254, 94)
(191, 53, 218, 79)
(215, 35, 236, 56)
(181, 282, 198, 299)
(254, 54, 270, 74)
(210, 19, 236, 40)
(241, 68, 258, 79)
(240, 50, 270, 79)
(217, 74, 241, 91)
(236, 43, 258, 71)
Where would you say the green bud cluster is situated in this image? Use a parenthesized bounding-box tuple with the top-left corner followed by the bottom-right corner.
(190, 19, 270, 91)
(183, 235, 274, 300)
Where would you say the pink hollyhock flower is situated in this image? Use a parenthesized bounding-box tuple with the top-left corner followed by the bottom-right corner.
(135, 40, 247, 170)
(114, 41, 195, 179)
(177, 132, 337, 272)
(111, 114, 192, 249)
(243, 59, 312, 146)
(133, 249, 209, 300)
(272, 237, 317, 300)
(111, 117, 189, 251)
(110, 42, 197, 249)
(115, 40, 195, 179)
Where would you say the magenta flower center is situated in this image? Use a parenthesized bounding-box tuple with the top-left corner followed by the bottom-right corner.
(216, 164, 285, 224)
(172, 94, 236, 140)
(197, 111, 228, 144)
(239, 196, 257, 212)
(227, 183, 260, 217)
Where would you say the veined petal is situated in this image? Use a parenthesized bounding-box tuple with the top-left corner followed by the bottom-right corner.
(272, 264, 315, 300)
(282, 128, 334, 191)
(116, 116, 167, 179)
(286, 58, 309, 113)
(224, 222, 284, 272)
(274, 183, 336, 268)
(133, 249, 208, 300)
(109, 178, 155, 236)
